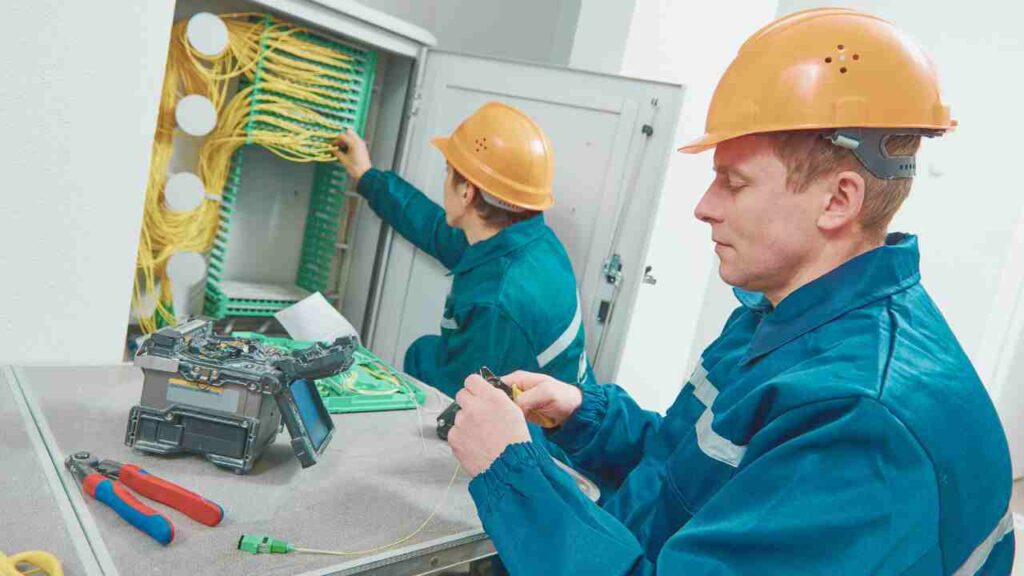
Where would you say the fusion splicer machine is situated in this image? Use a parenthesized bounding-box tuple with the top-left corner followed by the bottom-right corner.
(126, 319, 356, 474)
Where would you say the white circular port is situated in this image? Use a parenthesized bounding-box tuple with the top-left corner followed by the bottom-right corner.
(186, 12, 229, 58)
(164, 172, 206, 212)
(175, 94, 217, 136)
(166, 251, 207, 288)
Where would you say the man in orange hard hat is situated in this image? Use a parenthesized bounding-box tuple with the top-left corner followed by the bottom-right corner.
(442, 9, 1015, 574)
(334, 101, 593, 401)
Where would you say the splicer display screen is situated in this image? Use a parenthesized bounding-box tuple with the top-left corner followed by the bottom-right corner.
(289, 378, 331, 451)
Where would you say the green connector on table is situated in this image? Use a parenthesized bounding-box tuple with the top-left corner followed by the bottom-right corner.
(238, 534, 294, 555)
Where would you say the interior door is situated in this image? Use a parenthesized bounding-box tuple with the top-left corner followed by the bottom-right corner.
(370, 50, 683, 382)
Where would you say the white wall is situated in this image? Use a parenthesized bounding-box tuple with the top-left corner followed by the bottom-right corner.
(350, 0, 435, 32)
(359, 0, 581, 65)
(579, 0, 778, 412)
(567, 0, 637, 73)
(0, 1, 175, 365)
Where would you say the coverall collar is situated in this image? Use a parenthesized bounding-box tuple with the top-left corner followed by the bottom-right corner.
(736, 233, 922, 364)
(450, 214, 547, 275)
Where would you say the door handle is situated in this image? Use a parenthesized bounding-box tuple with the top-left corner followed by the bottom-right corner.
(642, 265, 657, 286)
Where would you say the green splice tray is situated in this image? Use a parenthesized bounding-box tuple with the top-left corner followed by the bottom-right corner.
(233, 332, 427, 413)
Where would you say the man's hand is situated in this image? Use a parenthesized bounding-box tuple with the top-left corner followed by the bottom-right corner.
(333, 127, 372, 184)
(448, 375, 531, 477)
(505, 371, 582, 428)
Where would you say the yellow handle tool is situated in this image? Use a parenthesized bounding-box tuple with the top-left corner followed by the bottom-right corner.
(480, 367, 558, 428)
(509, 384, 558, 428)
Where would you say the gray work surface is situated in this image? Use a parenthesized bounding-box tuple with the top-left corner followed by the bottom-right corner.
(0, 368, 93, 574)
(8, 365, 492, 575)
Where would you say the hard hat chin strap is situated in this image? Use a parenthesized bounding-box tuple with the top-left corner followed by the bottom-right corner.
(825, 128, 940, 180)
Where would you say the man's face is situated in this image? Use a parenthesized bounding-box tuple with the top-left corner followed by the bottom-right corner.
(693, 135, 823, 298)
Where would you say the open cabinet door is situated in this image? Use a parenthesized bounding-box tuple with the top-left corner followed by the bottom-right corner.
(370, 50, 683, 383)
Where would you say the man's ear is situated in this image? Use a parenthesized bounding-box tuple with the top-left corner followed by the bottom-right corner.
(817, 170, 866, 232)
(461, 181, 477, 207)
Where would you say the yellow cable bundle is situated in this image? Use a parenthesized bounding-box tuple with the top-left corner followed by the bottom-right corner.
(133, 19, 239, 331)
(133, 14, 357, 332)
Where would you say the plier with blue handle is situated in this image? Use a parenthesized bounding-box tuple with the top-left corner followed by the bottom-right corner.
(64, 451, 224, 545)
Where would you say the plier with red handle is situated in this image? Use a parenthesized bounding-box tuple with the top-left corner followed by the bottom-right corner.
(64, 451, 224, 545)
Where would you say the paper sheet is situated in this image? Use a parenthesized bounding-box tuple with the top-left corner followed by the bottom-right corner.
(274, 292, 360, 344)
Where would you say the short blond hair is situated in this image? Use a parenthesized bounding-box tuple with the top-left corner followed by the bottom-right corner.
(771, 131, 921, 235)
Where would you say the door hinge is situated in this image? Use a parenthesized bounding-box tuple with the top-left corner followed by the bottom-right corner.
(409, 91, 423, 118)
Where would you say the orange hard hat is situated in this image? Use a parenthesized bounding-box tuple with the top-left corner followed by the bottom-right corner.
(432, 102, 554, 211)
(681, 8, 955, 155)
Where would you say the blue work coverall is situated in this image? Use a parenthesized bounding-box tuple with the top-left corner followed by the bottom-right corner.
(355, 168, 594, 396)
(468, 234, 1015, 574)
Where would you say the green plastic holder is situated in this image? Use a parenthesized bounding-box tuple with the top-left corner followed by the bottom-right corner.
(233, 332, 427, 413)
(204, 15, 377, 319)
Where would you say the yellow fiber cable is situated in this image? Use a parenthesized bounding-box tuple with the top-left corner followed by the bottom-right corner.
(339, 369, 404, 396)
(293, 463, 462, 557)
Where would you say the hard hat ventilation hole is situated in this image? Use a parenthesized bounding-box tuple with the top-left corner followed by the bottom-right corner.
(840, 67, 848, 74)
(837, 44, 845, 51)
(825, 57, 833, 64)
(474, 137, 489, 152)
(853, 54, 860, 60)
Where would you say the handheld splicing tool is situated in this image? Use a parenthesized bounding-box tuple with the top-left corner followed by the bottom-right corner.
(434, 368, 600, 501)
(64, 451, 224, 545)
(481, 367, 556, 428)
(436, 367, 556, 440)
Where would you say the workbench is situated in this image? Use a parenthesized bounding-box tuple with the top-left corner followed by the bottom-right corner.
(1, 364, 495, 575)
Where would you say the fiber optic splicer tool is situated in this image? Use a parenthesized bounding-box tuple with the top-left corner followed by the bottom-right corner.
(435, 368, 601, 502)
(64, 451, 224, 545)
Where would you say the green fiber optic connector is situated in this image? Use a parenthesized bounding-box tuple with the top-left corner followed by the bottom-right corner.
(237, 534, 295, 555)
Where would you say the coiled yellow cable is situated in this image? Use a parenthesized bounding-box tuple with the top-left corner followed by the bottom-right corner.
(0, 550, 62, 576)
